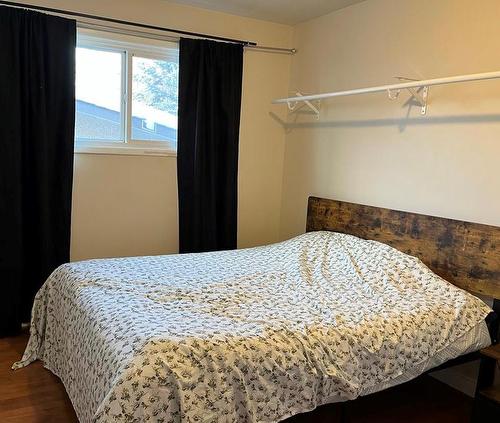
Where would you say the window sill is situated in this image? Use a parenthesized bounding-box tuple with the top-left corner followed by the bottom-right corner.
(75, 144, 177, 157)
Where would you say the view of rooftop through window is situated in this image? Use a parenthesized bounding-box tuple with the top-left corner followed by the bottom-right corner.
(75, 42, 179, 147)
(75, 47, 123, 141)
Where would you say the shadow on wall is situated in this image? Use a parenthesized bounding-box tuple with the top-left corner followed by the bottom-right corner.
(270, 111, 500, 133)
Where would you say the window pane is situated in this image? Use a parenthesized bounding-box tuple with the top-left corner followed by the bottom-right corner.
(132, 56, 178, 144)
(75, 47, 123, 141)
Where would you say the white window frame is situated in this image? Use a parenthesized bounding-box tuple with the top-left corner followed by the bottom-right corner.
(75, 29, 179, 157)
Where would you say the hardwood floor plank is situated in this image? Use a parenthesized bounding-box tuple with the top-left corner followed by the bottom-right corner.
(1, 333, 78, 423)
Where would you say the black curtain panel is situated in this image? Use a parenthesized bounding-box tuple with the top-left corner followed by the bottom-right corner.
(177, 38, 243, 253)
(0, 7, 76, 337)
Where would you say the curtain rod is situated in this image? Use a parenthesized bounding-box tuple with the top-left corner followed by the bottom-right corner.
(0, 1, 296, 54)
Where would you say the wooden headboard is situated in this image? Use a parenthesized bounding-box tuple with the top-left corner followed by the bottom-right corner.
(306, 196, 500, 299)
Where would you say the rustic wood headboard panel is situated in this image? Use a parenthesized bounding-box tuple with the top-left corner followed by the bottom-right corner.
(306, 196, 500, 299)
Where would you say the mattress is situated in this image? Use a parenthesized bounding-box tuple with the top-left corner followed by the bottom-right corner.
(13, 231, 492, 422)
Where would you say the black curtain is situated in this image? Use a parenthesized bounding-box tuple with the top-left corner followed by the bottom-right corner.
(0, 7, 76, 337)
(177, 38, 243, 253)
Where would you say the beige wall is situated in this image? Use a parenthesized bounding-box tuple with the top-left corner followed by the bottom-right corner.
(280, 0, 500, 240)
(17, 0, 292, 260)
(19, 0, 500, 261)
(279, 0, 500, 395)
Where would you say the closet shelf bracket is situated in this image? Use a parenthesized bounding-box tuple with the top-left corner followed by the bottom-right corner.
(287, 92, 321, 120)
(390, 77, 429, 115)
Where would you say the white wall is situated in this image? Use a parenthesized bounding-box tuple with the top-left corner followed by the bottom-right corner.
(280, 0, 500, 240)
(17, 0, 292, 260)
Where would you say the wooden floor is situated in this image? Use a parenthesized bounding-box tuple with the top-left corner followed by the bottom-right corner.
(1, 333, 474, 423)
(0, 333, 77, 423)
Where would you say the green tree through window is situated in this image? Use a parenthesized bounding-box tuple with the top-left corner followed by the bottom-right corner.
(133, 58, 179, 114)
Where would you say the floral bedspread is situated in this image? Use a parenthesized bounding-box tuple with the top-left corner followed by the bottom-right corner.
(14, 231, 491, 422)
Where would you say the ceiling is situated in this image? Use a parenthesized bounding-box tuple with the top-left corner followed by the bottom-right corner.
(166, 0, 366, 25)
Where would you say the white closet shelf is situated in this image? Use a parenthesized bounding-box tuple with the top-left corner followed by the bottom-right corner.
(273, 70, 500, 116)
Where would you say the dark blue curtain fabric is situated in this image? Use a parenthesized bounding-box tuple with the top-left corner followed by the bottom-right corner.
(0, 6, 76, 336)
(177, 38, 243, 253)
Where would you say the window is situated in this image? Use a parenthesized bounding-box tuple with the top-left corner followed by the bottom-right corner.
(75, 30, 179, 155)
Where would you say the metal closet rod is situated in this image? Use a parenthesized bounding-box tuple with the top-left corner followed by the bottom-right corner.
(273, 70, 500, 103)
(0, 0, 296, 54)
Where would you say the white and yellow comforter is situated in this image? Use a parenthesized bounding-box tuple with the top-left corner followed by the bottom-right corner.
(14, 231, 491, 422)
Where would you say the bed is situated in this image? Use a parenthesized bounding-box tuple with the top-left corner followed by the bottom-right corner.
(13, 197, 500, 422)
